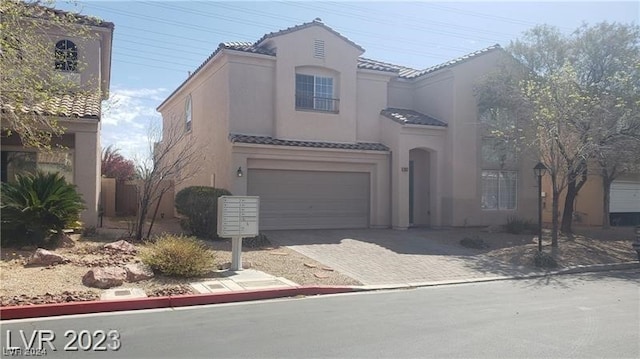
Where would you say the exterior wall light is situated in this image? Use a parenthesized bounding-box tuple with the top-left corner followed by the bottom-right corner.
(237, 167, 243, 177)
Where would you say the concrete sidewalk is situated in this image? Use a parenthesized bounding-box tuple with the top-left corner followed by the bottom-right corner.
(101, 269, 299, 301)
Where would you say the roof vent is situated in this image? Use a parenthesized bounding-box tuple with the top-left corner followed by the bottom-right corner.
(314, 39, 325, 59)
(313, 17, 322, 23)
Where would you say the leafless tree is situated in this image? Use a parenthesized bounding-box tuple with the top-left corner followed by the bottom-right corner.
(133, 117, 203, 240)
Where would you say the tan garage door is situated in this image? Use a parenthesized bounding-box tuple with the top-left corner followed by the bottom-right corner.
(247, 169, 370, 230)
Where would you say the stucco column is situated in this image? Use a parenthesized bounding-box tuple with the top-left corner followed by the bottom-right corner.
(75, 130, 100, 227)
(391, 149, 410, 230)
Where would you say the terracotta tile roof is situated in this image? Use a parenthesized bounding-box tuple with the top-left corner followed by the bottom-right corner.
(381, 108, 447, 127)
(407, 44, 502, 78)
(255, 18, 364, 52)
(358, 45, 501, 79)
(1, 92, 102, 119)
(158, 20, 500, 110)
(220, 42, 276, 56)
(357, 57, 416, 77)
(13, 1, 114, 29)
(229, 134, 389, 151)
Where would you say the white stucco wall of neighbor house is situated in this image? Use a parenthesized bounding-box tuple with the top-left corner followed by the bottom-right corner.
(265, 25, 363, 143)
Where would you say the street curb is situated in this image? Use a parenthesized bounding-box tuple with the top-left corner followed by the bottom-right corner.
(353, 261, 640, 291)
(0, 286, 356, 321)
(1, 263, 636, 321)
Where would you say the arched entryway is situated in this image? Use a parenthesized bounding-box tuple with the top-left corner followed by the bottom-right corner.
(409, 148, 432, 227)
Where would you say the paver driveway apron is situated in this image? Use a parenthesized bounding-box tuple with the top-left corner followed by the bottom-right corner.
(266, 229, 528, 285)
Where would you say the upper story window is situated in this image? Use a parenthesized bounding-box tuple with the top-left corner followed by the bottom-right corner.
(55, 39, 78, 72)
(482, 137, 516, 168)
(295, 74, 338, 113)
(184, 94, 192, 132)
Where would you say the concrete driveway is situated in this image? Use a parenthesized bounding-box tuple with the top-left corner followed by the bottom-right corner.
(266, 228, 529, 285)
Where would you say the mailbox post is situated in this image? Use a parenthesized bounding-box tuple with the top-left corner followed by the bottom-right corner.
(217, 196, 259, 271)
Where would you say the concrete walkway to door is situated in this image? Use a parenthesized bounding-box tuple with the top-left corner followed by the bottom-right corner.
(266, 228, 533, 285)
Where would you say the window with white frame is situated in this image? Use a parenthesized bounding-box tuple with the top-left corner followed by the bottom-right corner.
(184, 94, 192, 132)
(295, 74, 337, 112)
(54, 39, 78, 72)
(481, 170, 517, 210)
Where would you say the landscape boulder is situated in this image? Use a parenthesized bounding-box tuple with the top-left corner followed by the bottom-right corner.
(27, 248, 69, 266)
(124, 263, 154, 282)
(82, 267, 127, 289)
(103, 240, 137, 253)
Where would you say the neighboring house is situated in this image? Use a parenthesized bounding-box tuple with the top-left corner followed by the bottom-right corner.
(157, 19, 538, 230)
(1, 4, 113, 227)
(542, 173, 640, 227)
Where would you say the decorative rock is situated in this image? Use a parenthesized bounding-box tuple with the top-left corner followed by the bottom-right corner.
(103, 240, 137, 253)
(124, 263, 154, 282)
(27, 248, 69, 266)
(58, 233, 76, 248)
(218, 261, 253, 270)
(82, 267, 127, 289)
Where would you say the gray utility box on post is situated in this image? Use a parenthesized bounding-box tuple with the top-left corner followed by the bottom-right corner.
(217, 196, 260, 271)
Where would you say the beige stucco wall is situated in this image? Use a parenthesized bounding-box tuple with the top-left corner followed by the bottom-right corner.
(356, 71, 392, 142)
(265, 26, 363, 142)
(100, 177, 116, 217)
(41, 25, 112, 97)
(446, 50, 537, 226)
(388, 81, 413, 109)
(227, 53, 276, 136)
(158, 53, 233, 195)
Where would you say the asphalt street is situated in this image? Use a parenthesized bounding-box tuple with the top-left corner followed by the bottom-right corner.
(2, 269, 639, 359)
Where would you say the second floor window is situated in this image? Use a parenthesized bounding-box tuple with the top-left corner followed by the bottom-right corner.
(55, 39, 78, 72)
(185, 95, 192, 132)
(295, 74, 337, 112)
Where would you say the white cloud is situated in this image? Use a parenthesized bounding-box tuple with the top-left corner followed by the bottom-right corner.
(100, 87, 168, 160)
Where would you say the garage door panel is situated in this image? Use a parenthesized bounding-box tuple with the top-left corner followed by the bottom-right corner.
(610, 181, 640, 213)
(248, 169, 370, 230)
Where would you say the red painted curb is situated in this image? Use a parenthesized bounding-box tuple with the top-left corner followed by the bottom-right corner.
(0, 286, 356, 320)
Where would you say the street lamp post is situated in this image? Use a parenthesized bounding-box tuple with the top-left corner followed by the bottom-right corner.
(534, 162, 548, 252)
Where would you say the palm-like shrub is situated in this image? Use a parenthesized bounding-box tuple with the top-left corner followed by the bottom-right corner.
(1, 171, 85, 246)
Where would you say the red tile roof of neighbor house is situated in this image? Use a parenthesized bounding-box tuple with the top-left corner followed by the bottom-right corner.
(1, 92, 102, 119)
(158, 19, 501, 109)
(380, 108, 448, 127)
(3, 0, 114, 29)
(229, 134, 390, 151)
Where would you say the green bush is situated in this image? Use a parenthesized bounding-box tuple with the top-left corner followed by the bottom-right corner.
(140, 234, 216, 277)
(1, 171, 85, 247)
(174, 186, 231, 239)
(504, 216, 537, 234)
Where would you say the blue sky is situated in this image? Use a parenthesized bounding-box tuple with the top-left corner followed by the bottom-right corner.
(56, 1, 639, 160)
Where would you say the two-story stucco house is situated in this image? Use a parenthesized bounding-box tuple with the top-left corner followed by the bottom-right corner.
(157, 19, 538, 230)
(1, 3, 113, 227)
